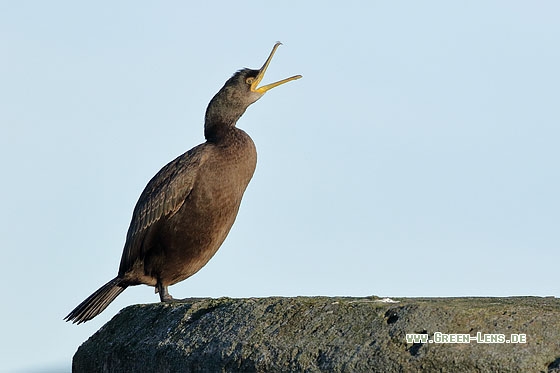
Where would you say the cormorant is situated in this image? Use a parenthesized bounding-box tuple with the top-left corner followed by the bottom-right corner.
(65, 42, 301, 324)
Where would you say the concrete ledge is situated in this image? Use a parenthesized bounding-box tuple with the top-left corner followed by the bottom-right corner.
(73, 296, 560, 372)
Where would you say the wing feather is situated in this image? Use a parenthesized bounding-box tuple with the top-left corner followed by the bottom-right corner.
(119, 144, 208, 273)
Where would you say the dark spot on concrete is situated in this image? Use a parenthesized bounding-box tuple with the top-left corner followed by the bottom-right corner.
(408, 342, 423, 356)
(385, 309, 399, 324)
(548, 357, 560, 372)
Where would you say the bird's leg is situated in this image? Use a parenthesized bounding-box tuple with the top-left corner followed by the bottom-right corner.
(156, 281, 175, 302)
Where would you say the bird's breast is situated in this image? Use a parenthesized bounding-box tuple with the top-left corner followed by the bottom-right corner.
(197, 139, 256, 207)
(153, 138, 256, 284)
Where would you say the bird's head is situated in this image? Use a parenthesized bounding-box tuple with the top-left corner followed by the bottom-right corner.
(205, 42, 301, 140)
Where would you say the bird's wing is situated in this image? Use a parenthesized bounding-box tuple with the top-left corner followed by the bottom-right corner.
(119, 143, 208, 273)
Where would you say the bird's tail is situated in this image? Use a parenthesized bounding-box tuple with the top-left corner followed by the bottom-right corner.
(64, 277, 127, 324)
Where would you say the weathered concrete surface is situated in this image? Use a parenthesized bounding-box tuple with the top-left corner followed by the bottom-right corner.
(73, 296, 560, 372)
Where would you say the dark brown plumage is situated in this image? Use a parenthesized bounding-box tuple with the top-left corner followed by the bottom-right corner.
(65, 43, 301, 324)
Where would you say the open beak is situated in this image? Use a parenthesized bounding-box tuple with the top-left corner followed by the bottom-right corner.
(251, 42, 302, 94)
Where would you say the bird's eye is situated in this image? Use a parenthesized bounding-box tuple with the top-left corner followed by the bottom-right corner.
(246, 77, 254, 85)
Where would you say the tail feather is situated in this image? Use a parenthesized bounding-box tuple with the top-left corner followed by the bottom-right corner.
(65, 277, 127, 324)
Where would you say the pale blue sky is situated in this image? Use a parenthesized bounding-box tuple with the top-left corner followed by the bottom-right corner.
(2, 2, 559, 371)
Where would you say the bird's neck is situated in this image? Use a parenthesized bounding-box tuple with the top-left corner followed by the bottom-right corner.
(204, 98, 248, 142)
(204, 122, 238, 143)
